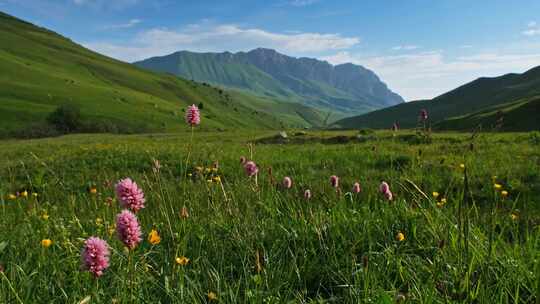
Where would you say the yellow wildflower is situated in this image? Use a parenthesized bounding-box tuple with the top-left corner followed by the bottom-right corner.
(20, 191, 28, 198)
(176, 256, 190, 266)
(494, 184, 502, 190)
(205, 168, 212, 173)
(432, 192, 439, 198)
(436, 198, 447, 208)
(213, 176, 221, 183)
(89, 187, 98, 194)
(108, 225, 116, 236)
(459, 163, 465, 169)
(396, 232, 405, 242)
(42, 213, 49, 220)
(95, 218, 103, 226)
(32, 192, 38, 198)
(501, 190, 508, 198)
(207, 179, 213, 183)
(148, 229, 161, 245)
(510, 213, 519, 221)
(207, 292, 218, 301)
(8, 194, 16, 200)
(41, 239, 53, 248)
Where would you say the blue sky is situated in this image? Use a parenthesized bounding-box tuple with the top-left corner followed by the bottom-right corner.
(2, 0, 540, 100)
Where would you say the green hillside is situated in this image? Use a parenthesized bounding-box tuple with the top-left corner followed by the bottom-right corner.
(0, 12, 321, 137)
(334, 66, 540, 131)
(227, 90, 327, 127)
(435, 95, 540, 131)
(134, 49, 404, 116)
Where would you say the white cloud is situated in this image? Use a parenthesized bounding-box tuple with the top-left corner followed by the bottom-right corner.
(102, 19, 141, 30)
(523, 29, 540, 36)
(85, 23, 360, 62)
(322, 49, 540, 101)
(391, 45, 419, 51)
(523, 21, 540, 36)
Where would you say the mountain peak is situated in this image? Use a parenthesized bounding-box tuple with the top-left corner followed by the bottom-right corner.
(246, 48, 286, 61)
(248, 48, 279, 54)
(135, 49, 405, 114)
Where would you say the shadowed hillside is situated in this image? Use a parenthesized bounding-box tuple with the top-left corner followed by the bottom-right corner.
(334, 66, 540, 131)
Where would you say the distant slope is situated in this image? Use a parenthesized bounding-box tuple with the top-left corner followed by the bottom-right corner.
(334, 66, 540, 131)
(134, 49, 404, 115)
(435, 96, 540, 131)
(0, 12, 321, 137)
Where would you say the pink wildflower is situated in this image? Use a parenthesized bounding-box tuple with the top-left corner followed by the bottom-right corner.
(352, 182, 361, 193)
(115, 178, 145, 212)
(185, 104, 201, 126)
(379, 181, 390, 194)
(304, 189, 312, 200)
(379, 181, 393, 201)
(81, 237, 110, 278)
(282, 176, 292, 189)
(330, 175, 339, 188)
(244, 161, 259, 177)
(116, 210, 142, 249)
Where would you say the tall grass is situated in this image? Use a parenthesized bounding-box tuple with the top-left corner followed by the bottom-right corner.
(0, 130, 538, 303)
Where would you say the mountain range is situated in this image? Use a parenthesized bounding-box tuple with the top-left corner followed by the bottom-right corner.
(334, 66, 540, 131)
(0, 11, 328, 137)
(1, 10, 538, 137)
(134, 49, 404, 115)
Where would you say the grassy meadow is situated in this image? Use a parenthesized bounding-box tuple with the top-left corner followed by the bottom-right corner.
(0, 130, 539, 303)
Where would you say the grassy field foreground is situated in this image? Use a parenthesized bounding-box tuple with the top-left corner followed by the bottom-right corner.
(0, 130, 539, 303)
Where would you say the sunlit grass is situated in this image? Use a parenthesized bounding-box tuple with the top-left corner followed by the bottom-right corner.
(0, 130, 538, 303)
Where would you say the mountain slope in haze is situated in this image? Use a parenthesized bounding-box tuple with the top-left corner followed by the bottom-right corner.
(0, 12, 322, 137)
(134, 49, 404, 115)
(334, 66, 540, 131)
